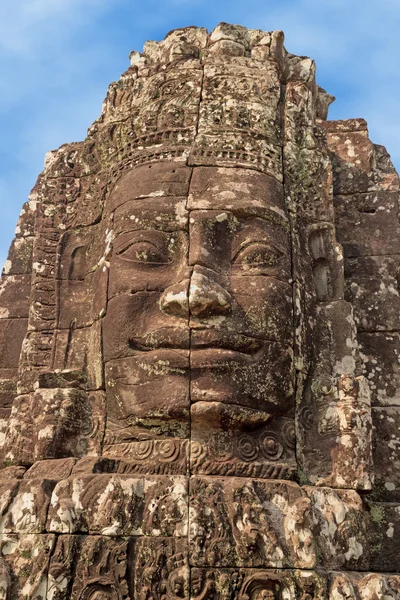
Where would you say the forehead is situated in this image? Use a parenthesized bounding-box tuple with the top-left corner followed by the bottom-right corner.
(107, 163, 192, 213)
(188, 167, 287, 220)
(109, 163, 288, 229)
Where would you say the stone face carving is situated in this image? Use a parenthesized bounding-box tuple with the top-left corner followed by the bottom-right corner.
(0, 21, 399, 598)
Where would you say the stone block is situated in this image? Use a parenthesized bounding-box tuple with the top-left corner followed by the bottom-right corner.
(189, 477, 316, 569)
(57, 269, 108, 329)
(359, 332, 400, 406)
(47, 535, 130, 599)
(0, 478, 55, 533)
(366, 502, 400, 572)
(107, 162, 192, 213)
(187, 167, 286, 213)
(304, 486, 369, 571)
(190, 568, 328, 600)
(133, 537, 189, 600)
(329, 571, 400, 599)
(334, 191, 400, 257)
(0, 533, 55, 598)
(190, 417, 296, 479)
(105, 353, 190, 441)
(24, 458, 76, 480)
(372, 407, 400, 499)
(0, 275, 31, 318)
(53, 322, 104, 390)
(102, 438, 189, 476)
(47, 474, 188, 536)
(344, 255, 400, 332)
(3, 389, 106, 466)
(326, 129, 374, 195)
(0, 318, 27, 370)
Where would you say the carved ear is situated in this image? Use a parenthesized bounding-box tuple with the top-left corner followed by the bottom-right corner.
(58, 229, 92, 281)
(68, 245, 87, 281)
(307, 223, 344, 302)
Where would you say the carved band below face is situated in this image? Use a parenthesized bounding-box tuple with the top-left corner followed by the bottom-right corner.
(103, 164, 294, 447)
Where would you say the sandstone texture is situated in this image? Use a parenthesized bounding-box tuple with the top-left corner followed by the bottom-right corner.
(0, 22, 399, 599)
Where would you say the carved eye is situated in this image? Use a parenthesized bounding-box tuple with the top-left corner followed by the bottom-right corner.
(117, 241, 169, 264)
(233, 242, 282, 268)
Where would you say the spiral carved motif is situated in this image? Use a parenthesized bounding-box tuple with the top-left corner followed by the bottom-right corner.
(259, 432, 284, 461)
(236, 434, 259, 462)
(299, 406, 314, 431)
(282, 421, 296, 450)
(212, 435, 234, 462)
(158, 439, 180, 462)
(134, 440, 154, 460)
(190, 441, 204, 460)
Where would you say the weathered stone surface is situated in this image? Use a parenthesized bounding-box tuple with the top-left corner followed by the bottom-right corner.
(297, 301, 373, 490)
(133, 537, 189, 600)
(46, 535, 189, 599)
(0, 533, 55, 598)
(190, 418, 296, 479)
(0, 275, 30, 319)
(4, 388, 106, 465)
(0, 319, 28, 369)
(329, 571, 400, 599)
(334, 191, 400, 257)
(304, 487, 368, 571)
(24, 458, 76, 480)
(47, 475, 188, 536)
(0, 478, 55, 533)
(190, 568, 328, 599)
(0, 21, 399, 596)
(189, 477, 316, 569)
(359, 332, 400, 407)
(371, 407, 400, 500)
(53, 323, 104, 390)
(47, 535, 130, 599)
(366, 502, 400, 572)
(344, 255, 400, 332)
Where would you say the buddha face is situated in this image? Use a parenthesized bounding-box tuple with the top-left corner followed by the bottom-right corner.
(103, 163, 293, 442)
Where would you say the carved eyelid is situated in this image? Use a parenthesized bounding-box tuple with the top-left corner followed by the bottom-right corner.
(116, 238, 163, 256)
(114, 229, 170, 255)
(231, 240, 281, 263)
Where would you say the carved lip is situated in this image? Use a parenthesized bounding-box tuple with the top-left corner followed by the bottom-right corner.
(128, 327, 189, 352)
(129, 330, 265, 362)
(190, 330, 264, 354)
(190, 401, 270, 430)
(190, 331, 265, 367)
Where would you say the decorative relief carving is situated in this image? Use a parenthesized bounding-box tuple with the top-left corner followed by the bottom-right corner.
(0, 21, 399, 598)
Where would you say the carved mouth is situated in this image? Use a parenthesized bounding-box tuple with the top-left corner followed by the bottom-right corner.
(129, 329, 265, 364)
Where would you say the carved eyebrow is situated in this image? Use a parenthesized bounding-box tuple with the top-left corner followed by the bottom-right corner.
(226, 209, 289, 228)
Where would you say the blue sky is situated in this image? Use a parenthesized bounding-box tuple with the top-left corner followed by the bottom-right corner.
(1, 0, 399, 270)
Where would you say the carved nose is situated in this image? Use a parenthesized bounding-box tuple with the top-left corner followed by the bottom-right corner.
(159, 279, 190, 319)
(159, 268, 232, 321)
(188, 266, 232, 319)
